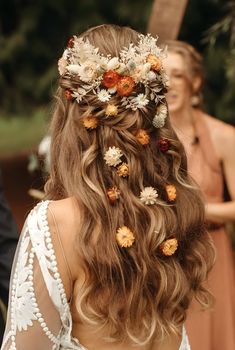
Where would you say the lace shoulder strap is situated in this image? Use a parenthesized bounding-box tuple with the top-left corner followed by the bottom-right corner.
(27, 201, 69, 314)
(1, 201, 76, 350)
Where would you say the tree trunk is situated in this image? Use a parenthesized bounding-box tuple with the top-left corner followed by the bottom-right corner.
(147, 0, 188, 42)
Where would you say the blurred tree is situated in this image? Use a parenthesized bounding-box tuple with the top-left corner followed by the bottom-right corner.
(147, 0, 188, 41)
(202, 1, 235, 124)
(179, 0, 235, 124)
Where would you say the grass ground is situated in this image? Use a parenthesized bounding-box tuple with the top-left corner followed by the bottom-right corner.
(0, 109, 48, 157)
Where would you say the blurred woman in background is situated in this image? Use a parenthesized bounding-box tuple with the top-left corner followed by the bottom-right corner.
(1, 25, 215, 350)
(163, 40, 235, 350)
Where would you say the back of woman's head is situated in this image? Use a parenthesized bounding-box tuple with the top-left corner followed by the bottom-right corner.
(46, 24, 214, 345)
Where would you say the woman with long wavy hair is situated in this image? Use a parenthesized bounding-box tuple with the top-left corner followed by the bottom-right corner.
(1, 25, 214, 350)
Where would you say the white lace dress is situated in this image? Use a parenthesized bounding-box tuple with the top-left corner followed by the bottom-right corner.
(1, 201, 191, 350)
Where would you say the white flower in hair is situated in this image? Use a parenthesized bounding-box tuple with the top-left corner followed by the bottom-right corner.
(132, 94, 149, 109)
(140, 187, 158, 205)
(152, 104, 168, 128)
(72, 89, 87, 103)
(116, 62, 127, 75)
(58, 33, 168, 108)
(152, 114, 166, 128)
(76, 62, 98, 82)
(104, 147, 123, 167)
(157, 104, 168, 117)
(97, 89, 111, 102)
(107, 57, 120, 70)
(132, 63, 151, 83)
(108, 86, 117, 94)
(147, 70, 156, 81)
(121, 93, 149, 111)
(67, 64, 80, 75)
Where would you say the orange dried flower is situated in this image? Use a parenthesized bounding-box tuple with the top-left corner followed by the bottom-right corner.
(160, 238, 178, 256)
(116, 226, 135, 248)
(102, 70, 120, 88)
(105, 104, 118, 117)
(166, 184, 177, 202)
(135, 129, 150, 145)
(107, 186, 121, 204)
(117, 163, 129, 177)
(147, 54, 162, 72)
(82, 116, 98, 130)
(116, 76, 135, 97)
(64, 89, 73, 101)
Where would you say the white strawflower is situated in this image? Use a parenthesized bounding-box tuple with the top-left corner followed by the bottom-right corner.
(116, 62, 127, 75)
(157, 104, 168, 117)
(143, 62, 151, 74)
(152, 114, 166, 128)
(132, 93, 149, 109)
(132, 65, 146, 82)
(97, 89, 111, 102)
(140, 187, 158, 205)
(108, 86, 117, 94)
(72, 90, 86, 103)
(104, 146, 123, 167)
(153, 104, 168, 128)
(146, 71, 156, 81)
(107, 57, 120, 70)
(76, 62, 97, 82)
(67, 64, 80, 75)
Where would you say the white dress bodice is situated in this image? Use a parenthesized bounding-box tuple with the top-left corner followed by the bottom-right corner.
(1, 201, 190, 350)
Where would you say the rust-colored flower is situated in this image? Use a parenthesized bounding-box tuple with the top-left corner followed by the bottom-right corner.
(160, 238, 178, 256)
(64, 89, 73, 101)
(166, 184, 177, 202)
(147, 54, 162, 72)
(135, 129, 150, 145)
(157, 138, 171, 152)
(102, 70, 120, 88)
(116, 226, 135, 248)
(117, 163, 129, 177)
(107, 186, 121, 204)
(105, 104, 118, 117)
(82, 116, 98, 130)
(116, 76, 135, 97)
(67, 37, 75, 48)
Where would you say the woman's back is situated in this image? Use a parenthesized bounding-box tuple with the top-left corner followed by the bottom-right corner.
(48, 198, 183, 350)
(1, 24, 214, 350)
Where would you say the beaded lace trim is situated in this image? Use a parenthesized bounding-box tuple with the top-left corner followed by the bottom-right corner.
(2, 201, 190, 350)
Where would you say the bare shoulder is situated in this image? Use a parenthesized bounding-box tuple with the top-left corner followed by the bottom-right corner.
(203, 113, 235, 159)
(48, 197, 79, 225)
(47, 197, 81, 282)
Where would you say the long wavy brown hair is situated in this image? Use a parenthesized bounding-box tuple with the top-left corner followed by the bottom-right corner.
(45, 24, 214, 345)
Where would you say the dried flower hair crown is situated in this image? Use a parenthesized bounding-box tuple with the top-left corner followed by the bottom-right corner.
(58, 33, 169, 113)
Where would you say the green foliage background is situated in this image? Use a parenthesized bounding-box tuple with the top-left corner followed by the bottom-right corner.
(0, 0, 234, 124)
